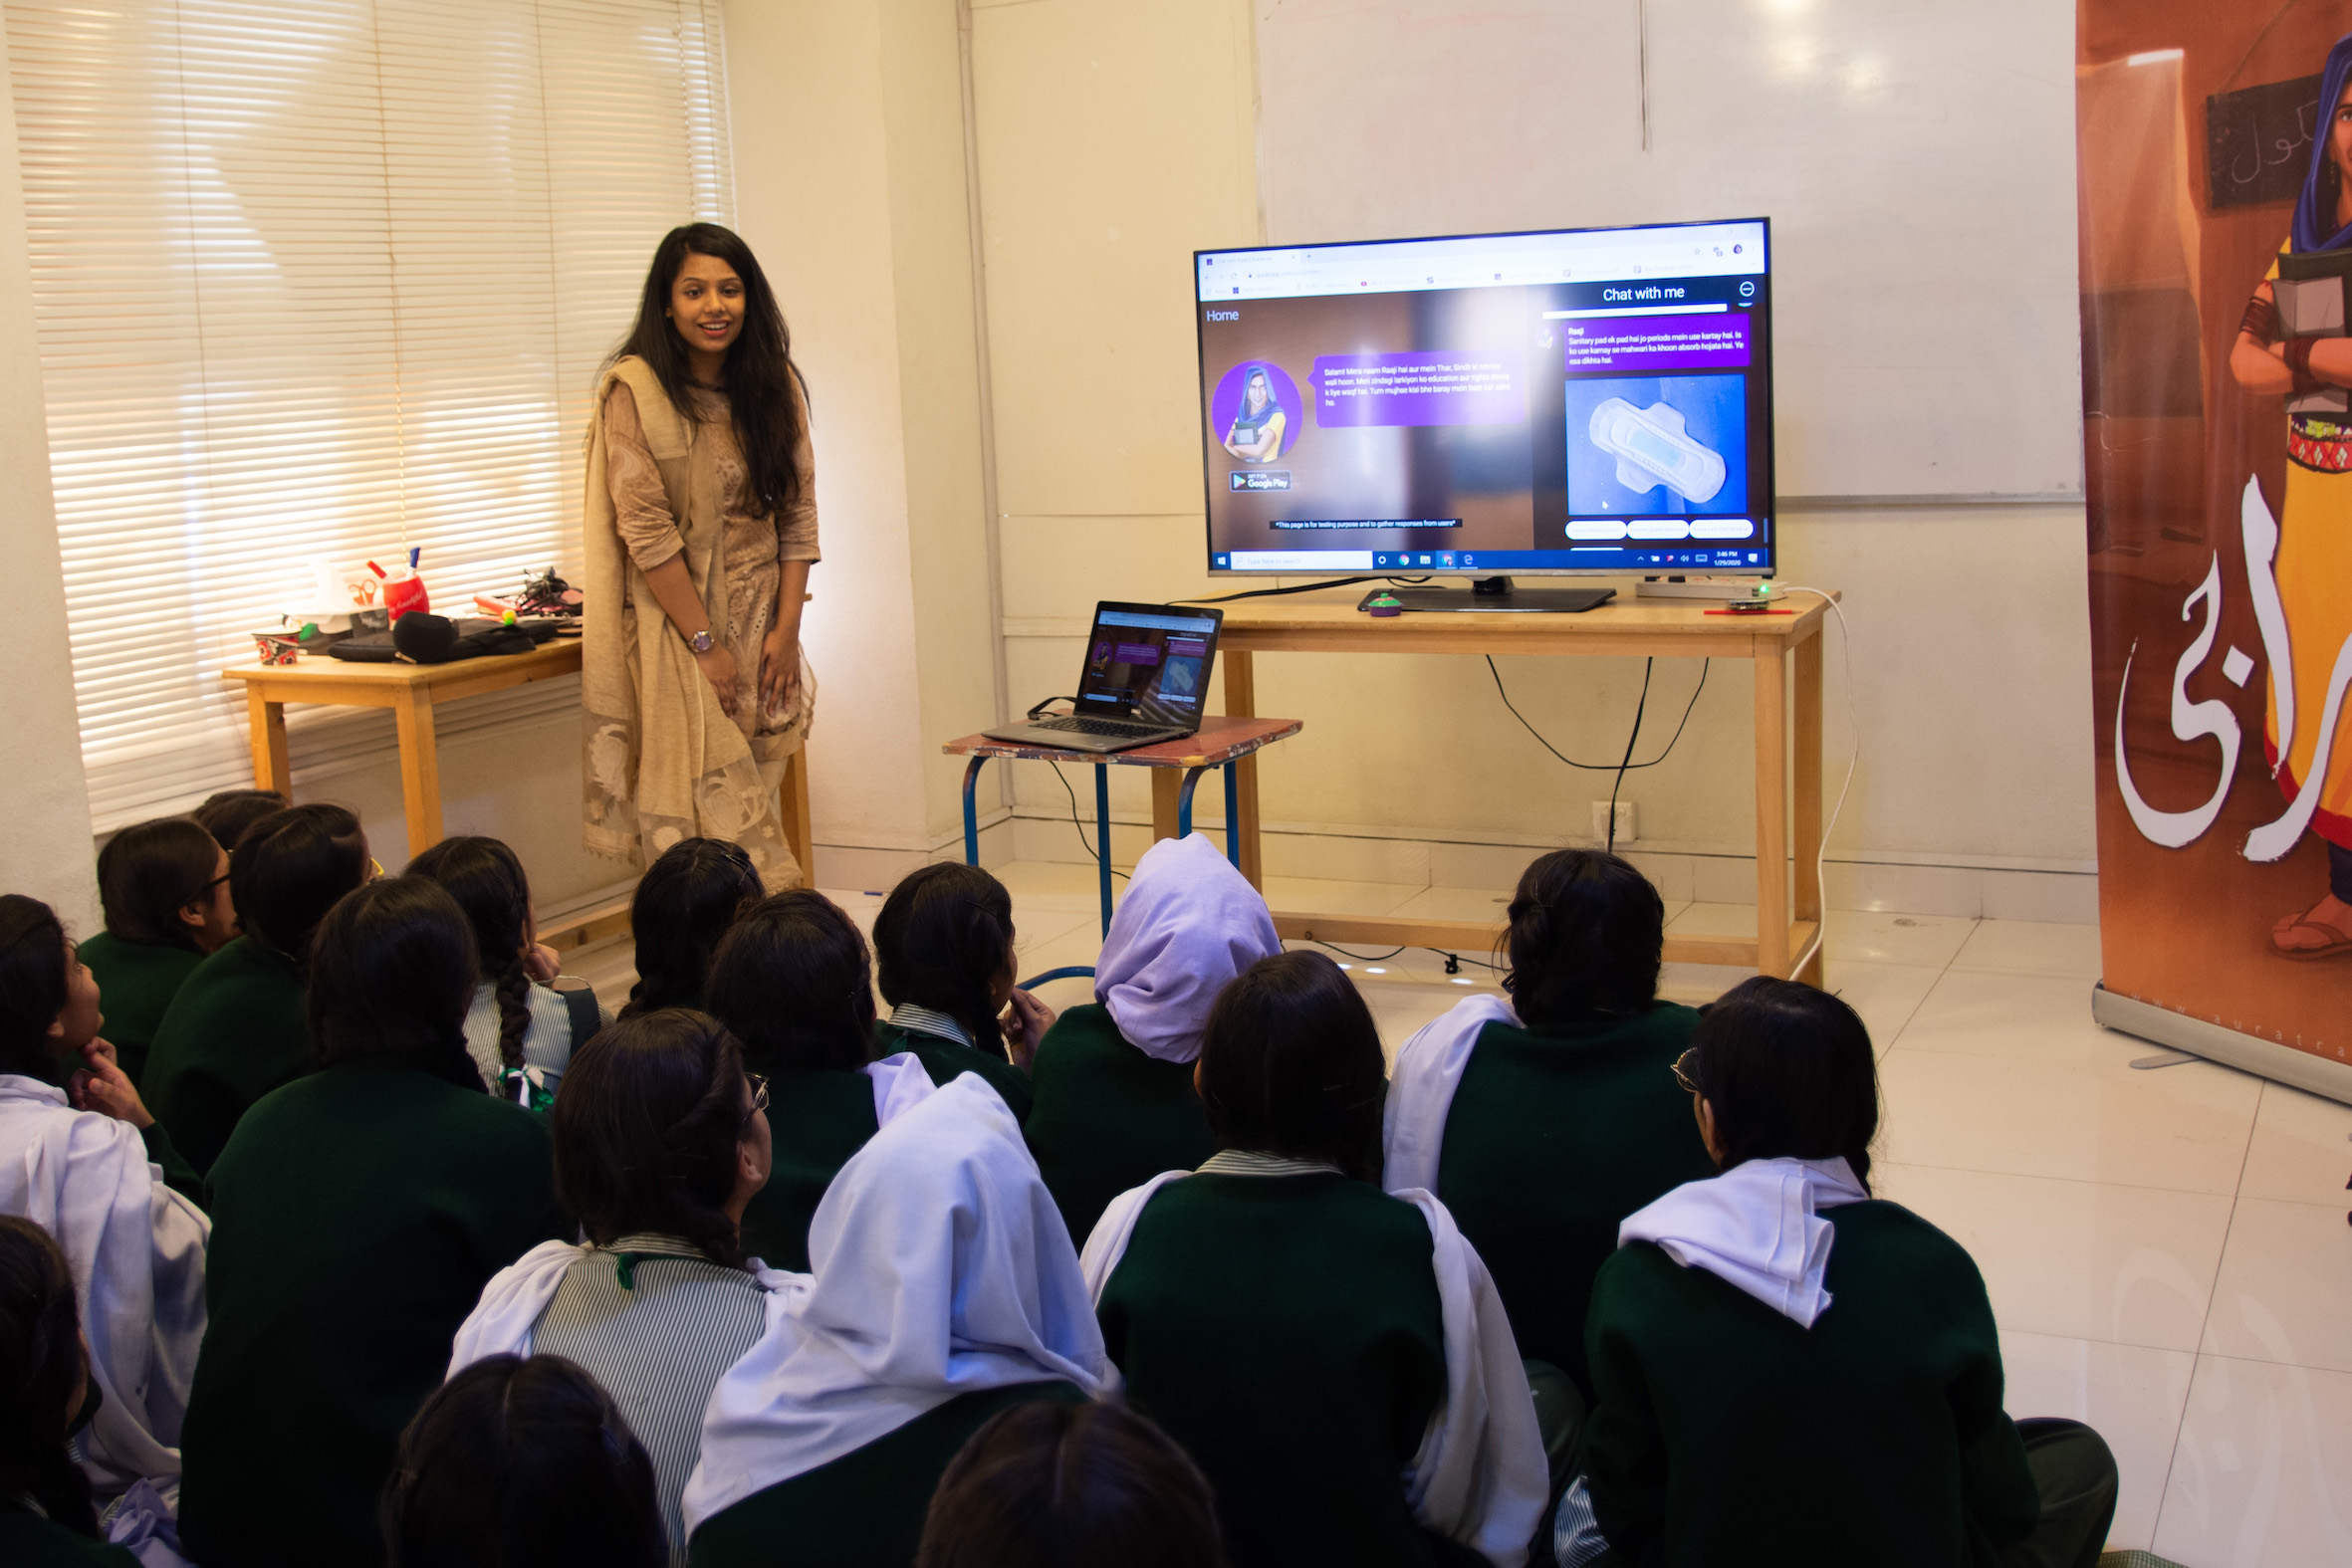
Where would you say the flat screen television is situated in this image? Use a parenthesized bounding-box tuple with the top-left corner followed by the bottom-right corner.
(1195, 217, 1773, 580)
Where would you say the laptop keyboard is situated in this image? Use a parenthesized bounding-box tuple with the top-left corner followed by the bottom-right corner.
(1030, 716, 1168, 738)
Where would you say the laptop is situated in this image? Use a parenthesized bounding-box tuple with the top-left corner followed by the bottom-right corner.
(985, 601, 1225, 753)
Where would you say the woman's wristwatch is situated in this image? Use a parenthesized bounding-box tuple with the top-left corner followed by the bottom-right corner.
(686, 628, 716, 654)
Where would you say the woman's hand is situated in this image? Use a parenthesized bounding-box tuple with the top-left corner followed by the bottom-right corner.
(1000, 989, 1057, 1073)
(695, 644, 741, 720)
(70, 1040, 153, 1130)
(760, 620, 802, 717)
(523, 943, 562, 986)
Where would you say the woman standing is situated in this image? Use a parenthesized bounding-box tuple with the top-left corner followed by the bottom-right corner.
(584, 223, 818, 892)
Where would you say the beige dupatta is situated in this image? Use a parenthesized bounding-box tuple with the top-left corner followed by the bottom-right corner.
(580, 356, 809, 886)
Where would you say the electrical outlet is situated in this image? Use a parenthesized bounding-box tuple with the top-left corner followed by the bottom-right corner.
(1590, 800, 1636, 843)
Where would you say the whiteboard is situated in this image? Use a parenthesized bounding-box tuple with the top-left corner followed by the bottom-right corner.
(1254, 0, 2082, 500)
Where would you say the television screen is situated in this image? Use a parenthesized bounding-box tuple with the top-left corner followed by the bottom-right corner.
(1195, 218, 1773, 577)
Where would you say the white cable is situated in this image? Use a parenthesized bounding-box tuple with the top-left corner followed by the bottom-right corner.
(1771, 587, 1857, 982)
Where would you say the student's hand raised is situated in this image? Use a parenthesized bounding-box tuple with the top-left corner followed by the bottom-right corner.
(1000, 988, 1056, 1073)
(69, 1039, 154, 1130)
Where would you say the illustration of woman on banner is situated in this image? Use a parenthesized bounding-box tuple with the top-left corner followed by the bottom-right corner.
(1221, 367, 1289, 462)
(2231, 33, 2352, 959)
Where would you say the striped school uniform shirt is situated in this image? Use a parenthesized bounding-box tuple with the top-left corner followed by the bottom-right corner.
(531, 1234, 767, 1565)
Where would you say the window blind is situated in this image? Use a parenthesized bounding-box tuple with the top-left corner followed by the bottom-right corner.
(4, 0, 732, 831)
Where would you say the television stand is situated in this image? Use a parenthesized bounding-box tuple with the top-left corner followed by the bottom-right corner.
(1359, 574, 1614, 614)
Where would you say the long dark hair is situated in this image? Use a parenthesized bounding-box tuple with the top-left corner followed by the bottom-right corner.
(1691, 976, 1879, 1191)
(1503, 848, 1664, 1022)
(382, 1354, 664, 1568)
(609, 222, 805, 513)
(231, 803, 368, 967)
(622, 837, 762, 1017)
(0, 1215, 99, 1538)
(1195, 951, 1385, 1184)
(0, 895, 69, 1080)
(874, 863, 1017, 1060)
(192, 788, 289, 854)
(915, 1401, 1227, 1568)
(551, 1010, 752, 1269)
(97, 817, 222, 952)
(305, 878, 481, 1086)
(407, 836, 534, 1070)
(707, 890, 876, 1074)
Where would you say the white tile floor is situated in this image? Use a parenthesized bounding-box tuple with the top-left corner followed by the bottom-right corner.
(567, 864, 2352, 1567)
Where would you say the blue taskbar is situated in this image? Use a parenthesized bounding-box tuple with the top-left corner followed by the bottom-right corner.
(1209, 544, 1768, 572)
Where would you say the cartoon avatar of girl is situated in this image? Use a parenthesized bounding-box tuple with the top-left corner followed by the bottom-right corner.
(1222, 367, 1288, 463)
(2231, 33, 2352, 958)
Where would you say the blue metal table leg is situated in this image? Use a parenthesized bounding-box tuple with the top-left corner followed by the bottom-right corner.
(1223, 760, 1242, 870)
(1176, 765, 1210, 838)
(1094, 763, 1113, 937)
(961, 755, 988, 866)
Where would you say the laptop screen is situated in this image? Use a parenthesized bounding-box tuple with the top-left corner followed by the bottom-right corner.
(1075, 604, 1223, 723)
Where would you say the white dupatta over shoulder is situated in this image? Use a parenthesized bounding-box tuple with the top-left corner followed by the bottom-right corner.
(680, 1074, 1107, 1531)
(0, 1075, 207, 1493)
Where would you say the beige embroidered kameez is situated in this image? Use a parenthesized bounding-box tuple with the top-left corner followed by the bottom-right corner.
(580, 356, 818, 890)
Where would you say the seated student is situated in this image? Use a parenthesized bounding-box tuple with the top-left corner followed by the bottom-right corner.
(446, 1009, 777, 1563)
(407, 835, 603, 1103)
(0, 1216, 142, 1568)
(705, 891, 938, 1271)
(383, 1352, 665, 1568)
(191, 788, 288, 854)
(79, 817, 236, 1087)
(143, 803, 371, 1176)
(1025, 833, 1280, 1246)
(620, 838, 763, 1018)
(1562, 977, 2120, 1568)
(869, 863, 1051, 1121)
(682, 1074, 1107, 1568)
(177, 877, 569, 1568)
(914, 1400, 1227, 1568)
(1383, 849, 1714, 1433)
(1084, 951, 1546, 1568)
(0, 897, 207, 1497)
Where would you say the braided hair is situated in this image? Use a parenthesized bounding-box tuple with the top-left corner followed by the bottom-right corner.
(873, 863, 1018, 1060)
(407, 836, 535, 1071)
(0, 1216, 100, 1538)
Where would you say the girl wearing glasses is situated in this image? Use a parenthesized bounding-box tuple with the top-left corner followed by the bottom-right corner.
(77, 815, 235, 1087)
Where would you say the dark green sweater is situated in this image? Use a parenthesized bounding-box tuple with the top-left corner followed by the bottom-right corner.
(1435, 1005, 1713, 1394)
(870, 1020, 1032, 1123)
(687, 1380, 1087, 1568)
(742, 1065, 878, 1273)
(1098, 1173, 1458, 1568)
(76, 931, 202, 1088)
(177, 1063, 568, 1568)
(1583, 1200, 2040, 1568)
(0, 1511, 141, 1568)
(142, 937, 310, 1177)
(1024, 1004, 1214, 1247)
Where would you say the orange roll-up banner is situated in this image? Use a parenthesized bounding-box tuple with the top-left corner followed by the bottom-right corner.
(2080, 1, 2352, 1098)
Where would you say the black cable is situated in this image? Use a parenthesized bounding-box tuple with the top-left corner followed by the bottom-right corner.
(1606, 659, 1654, 853)
(1307, 940, 1408, 962)
(1046, 761, 1130, 883)
(1172, 574, 1431, 605)
(1485, 655, 1709, 772)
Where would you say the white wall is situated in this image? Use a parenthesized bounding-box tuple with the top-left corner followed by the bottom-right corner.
(966, 0, 2097, 918)
(0, 19, 96, 933)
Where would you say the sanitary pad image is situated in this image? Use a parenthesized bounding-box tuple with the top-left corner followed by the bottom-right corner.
(1563, 375, 1748, 515)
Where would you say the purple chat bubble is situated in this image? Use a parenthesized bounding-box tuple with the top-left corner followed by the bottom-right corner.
(1561, 315, 1751, 374)
(1113, 642, 1161, 666)
(1310, 351, 1526, 427)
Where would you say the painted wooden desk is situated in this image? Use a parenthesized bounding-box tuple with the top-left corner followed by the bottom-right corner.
(943, 714, 1303, 938)
(1210, 588, 1836, 984)
(218, 639, 815, 882)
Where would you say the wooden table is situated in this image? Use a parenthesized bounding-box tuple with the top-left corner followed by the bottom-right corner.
(944, 714, 1303, 938)
(219, 639, 815, 886)
(1211, 589, 1835, 984)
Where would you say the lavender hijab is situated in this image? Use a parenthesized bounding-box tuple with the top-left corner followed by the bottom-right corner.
(1091, 833, 1281, 1063)
(2294, 34, 2352, 255)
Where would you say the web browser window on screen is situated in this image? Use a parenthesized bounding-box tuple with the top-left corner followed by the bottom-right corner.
(1077, 608, 1218, 724)
(1195, 219, 1774, 576)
